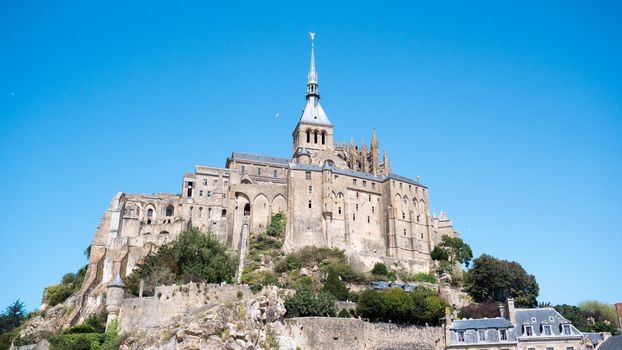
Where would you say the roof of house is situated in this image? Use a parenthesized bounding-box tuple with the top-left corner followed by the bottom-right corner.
(450, 317, 514, 330)
(599, 335, 622, 350)
(514, 308, 582, 337)
(583, 332, 603, 345)
(229, 152, 290, 167)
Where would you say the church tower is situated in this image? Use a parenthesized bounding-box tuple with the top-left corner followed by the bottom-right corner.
(292, 33, 334, 158)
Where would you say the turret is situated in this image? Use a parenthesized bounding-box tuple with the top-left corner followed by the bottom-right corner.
(371, 129, 380, 175)
(294, 147, 311, 164)
(361, 137, 368, 172)
(105, 274, 126, 329)
(383, 148, 391, 175)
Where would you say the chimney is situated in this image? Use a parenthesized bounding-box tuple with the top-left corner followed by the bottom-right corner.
(505, 298, 516, 324)
(444, 306, 452, 347)
(499, 303, 506, 319)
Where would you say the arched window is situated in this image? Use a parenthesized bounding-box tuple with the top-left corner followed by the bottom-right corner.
(166, 205, 174, 217)
(243, 204, 251, 216)
(321, 131, 326, 145)
(208, 207, 212, 218)
(314, 130, 318, 144)
(147, 208, 153, 218)
(306, 130, 311, 143)
(221, 209, 227, 218)
(273, 169, 278, 178)
(199, 207, 203, 218)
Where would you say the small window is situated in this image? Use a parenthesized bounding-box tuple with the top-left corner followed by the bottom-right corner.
(499, 329, 507, 341)
(203, 179, 207, 186)
(402, 212, 405, 219)
(213, 179, 218, 186)
(563, 324, 571, 335)
(308, 186, 313, 193)
(368, 194, 371, 201)
(338, 207, 342, 214)
(372, 206, 375, 214)
(356, 204, 359, 211)
(399, 182, 403, 189)
(199, 190, 203, 197)
(208, 207, 212, 218)
(478, 329, 486, 341)
(166, 205, 174, 217)
(566, 348, 574, 350)
(367, 216, 370, 223)
(353, 214, 356, 221)
(207, 191, 212, 198)
(457, 331, 465, 342)
(543, 325, 552, 335)
(363, 180, 367, 187)
(371, 182, 375, 189)
(546, 347, 554, 350)
(353, 179, 357, 185)
(356, 192, 359, 199)
(321, 131, 326, 145)
(306, 130, 311, 143)
(421, 232, 423, 239)
(308, 200, 312, 209)
(273, 170, 277, 178)
(525, 325, 533, 336)
(403, 229, 406, 236)
(186, 181, 194, 197)
(306, 171, 311, 180)
(257, 168, 261, 176)
(221, 209, 227, 218)
(198, 207, 203, 218)
(241, 165, 246, 174)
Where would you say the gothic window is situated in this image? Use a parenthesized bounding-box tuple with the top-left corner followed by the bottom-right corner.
(166, 205, 174, 217)
(305, 171, 312, 180)
(321, 131, 326, 145)
(314, 130, 318, 143)
(147, 208, 153, 224)
(403, 197, 407, 206)
(306, 130, 311, 143)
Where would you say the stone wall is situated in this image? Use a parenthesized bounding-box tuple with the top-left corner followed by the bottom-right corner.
(285, 317, 444, 350)
(118, 283, 252, 333)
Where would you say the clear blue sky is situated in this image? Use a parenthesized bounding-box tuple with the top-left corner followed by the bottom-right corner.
(1, 1, 620, 311)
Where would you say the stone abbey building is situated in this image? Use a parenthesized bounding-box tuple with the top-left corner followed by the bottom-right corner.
(69, 35, 460, 324)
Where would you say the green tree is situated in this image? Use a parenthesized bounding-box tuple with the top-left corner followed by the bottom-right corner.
(322, 271, 349, 301)
(357, 289, 386, 322)
(432, 236, 473, 267)
(285, 285, 336, 317)
(465, 254, 539, 307)
(124, 228, 236, 296)
(0, 299, 26, 333)
(578, 300, 618, 325)
(371, 263, 389, 276)
(553, 304, 588, 331)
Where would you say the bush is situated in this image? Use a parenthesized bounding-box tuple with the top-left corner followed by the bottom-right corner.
(275, 246, 364, 283)
(370, 263, 389, 276)
(285, 285, 336, 317)
(62, 324, 97, 335)
(337, 309, 351, 318)
(46, 284, 72, 307)
(412, 272, 436, 284)
(49, 333, 103, 350)
(322, 271, 349, 301)
(357, 287, 448, 325)
(124, 228, 236, 296)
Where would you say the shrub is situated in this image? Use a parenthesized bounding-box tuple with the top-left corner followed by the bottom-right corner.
(412, 272, 436, 284)
(285, 285, 336, 317)
(46, 284, 72, 307)
(337, 309, 351, 318)
(62, 324, 97, 335)
(370, 263, 389, 276)
(357, 287, 448, 325)
(124, 228, 236, 296)
(322, 271, 349, 301)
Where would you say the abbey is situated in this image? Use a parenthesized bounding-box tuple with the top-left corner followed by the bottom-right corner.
(71, 36, 460, 323)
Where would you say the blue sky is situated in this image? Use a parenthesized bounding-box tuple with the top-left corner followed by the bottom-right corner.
(1, 1, 620, 311)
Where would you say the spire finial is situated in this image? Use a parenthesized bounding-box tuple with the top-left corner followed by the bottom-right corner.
(307, 32, 319, 99)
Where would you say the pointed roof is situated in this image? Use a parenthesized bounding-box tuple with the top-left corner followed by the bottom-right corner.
(299, 33, 332, 127)
(108, 274, 126, 289)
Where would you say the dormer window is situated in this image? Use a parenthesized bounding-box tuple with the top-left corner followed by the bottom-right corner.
(525, 325, 533, 336)
(457, 331, 465, 342)
(478, 329, 486, 341)
(499, 329, 507, 341)
(563, 324, 571, 335)
(543, 325, 552, 336)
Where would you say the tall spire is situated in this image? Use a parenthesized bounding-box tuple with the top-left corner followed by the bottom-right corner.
(306, 32, 319, 99)
(383, 148, 391, 175)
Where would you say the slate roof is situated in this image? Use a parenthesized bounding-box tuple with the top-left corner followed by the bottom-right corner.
(599, 335, 622, 350)
(230, 152, 290, 167)
(299, 97, 331, 126)
(108, 274, 126, 288)
(450, 318, 514, 330)
(583, 332, 603, 345)
(386, 173, 427, 188)
(514, 308, 582, 337)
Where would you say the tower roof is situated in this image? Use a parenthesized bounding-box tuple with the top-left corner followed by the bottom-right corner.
(108, 274, 126, 289)
(299, 32, 331, 127)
